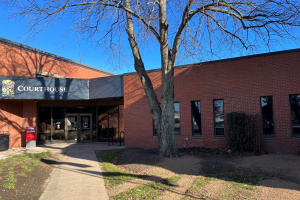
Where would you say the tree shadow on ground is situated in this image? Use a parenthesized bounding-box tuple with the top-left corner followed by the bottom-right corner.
(115, 148, 300, 191)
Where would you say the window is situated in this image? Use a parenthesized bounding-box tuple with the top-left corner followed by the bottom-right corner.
(98, 106, 108, 138)
(214, 99, 224, 136)
(38, 107, 65, 141)
(289, 94, 300, 138)
(191, 101, 201, 136)
(38, 107, 52, 141)
(98, 106, 121, 140)
(153, 102, 180, 136)
(153, 120, 157, 136)
(174, 102, 180, 136)
(66, 106, 92, 113)
(52, 107, 65, 140)
(260, 96, 274, 137)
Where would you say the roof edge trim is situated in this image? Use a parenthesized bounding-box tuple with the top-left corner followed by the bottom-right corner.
(123, 47, 300, 75)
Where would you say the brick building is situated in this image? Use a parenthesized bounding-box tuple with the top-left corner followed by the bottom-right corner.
(123, 49, 300, 154)
(0, 38, 124, 148)
(0, 37, 299, 154)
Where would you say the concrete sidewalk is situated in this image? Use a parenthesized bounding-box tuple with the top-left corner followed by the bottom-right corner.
(0, 143, 70, 160)
(0, 143, 124, 200)
(39, 143, 124, 200)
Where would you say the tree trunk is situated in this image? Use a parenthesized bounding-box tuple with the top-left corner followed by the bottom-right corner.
(158, 90, 177, 157)
(125, 0, 177, 156)
(157, 0, 177, 157)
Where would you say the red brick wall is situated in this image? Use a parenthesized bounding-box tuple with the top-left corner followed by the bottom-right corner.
(0, 43, 109, 79)
(0, 101, 34, 148)
(123, 51, 300, 154)
(0, 41, 111, 148)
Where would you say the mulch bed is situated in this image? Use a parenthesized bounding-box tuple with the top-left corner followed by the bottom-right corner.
(0, 154, 61, 200)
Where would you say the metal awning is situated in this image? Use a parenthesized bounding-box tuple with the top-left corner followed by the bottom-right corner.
(0, 75, 123, 100)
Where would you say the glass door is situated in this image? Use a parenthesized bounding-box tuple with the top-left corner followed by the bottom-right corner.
(66, 115, 78, 141)
(79, 114, 92, 142)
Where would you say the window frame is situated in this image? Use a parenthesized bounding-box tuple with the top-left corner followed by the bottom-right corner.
(191, 101, 202, 137)
(289, 94, 300, 138)
(153, 119, 157, 137)
(213, 99, 225, 137)
(174, 102, 181, 137)
(153, 102, 181, 137)
(260, 96, 275, 138)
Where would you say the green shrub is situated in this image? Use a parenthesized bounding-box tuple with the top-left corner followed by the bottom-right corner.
(227, 112, 261, 154)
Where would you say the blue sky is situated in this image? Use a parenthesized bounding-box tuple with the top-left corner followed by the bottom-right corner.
(0, 3, 300, 75)
(0, 4, 161, 75)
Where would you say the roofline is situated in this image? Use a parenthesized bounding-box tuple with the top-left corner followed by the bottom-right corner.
(123, 47, 300, 75)
(90, 74, 123, 80)
(0, 75, 89, 81)
(0, 37, 116, 76)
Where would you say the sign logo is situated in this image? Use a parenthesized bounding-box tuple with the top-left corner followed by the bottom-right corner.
(2, 80, 15, 97)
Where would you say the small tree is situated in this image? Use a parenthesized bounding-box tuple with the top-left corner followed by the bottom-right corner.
(3, 0, 300, 156)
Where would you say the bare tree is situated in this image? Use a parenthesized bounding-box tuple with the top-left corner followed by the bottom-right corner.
(3, 0, 300, 156)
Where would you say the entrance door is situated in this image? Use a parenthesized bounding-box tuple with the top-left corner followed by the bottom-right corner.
(66, 114, 92, 142)
(79, 114, 92, 142)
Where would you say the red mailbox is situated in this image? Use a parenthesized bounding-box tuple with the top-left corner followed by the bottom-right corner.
(26, 127, 36, 141)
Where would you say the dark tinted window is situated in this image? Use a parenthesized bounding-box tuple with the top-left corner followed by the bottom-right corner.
(66, 106, 92, 113)
(98, 106, 108, 139)
(290, 94, 300, 137)
(153, 120, 157, 136)
(261, 96, 274, 137)
(191, 101, 201, 136)
(174, 102, 180, 136)
(214, 100, 224, 136)
(97, 106, 120, 140)
(52, 107, 65, 140)
(38, 107, 51, 140)
(153, 103, 180, 136)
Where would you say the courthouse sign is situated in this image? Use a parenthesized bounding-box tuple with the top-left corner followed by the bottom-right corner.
(0, 77, 88, 100)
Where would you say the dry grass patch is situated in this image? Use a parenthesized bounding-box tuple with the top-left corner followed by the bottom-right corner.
(98, 149, 300, 200)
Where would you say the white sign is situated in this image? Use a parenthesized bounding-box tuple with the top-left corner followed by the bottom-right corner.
(17, 86, 68, 93)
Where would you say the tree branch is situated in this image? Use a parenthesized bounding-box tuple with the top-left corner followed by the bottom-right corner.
(171, 0, 193, 66)
(124, 0, 161, 121)
(66, 1, 162, 42)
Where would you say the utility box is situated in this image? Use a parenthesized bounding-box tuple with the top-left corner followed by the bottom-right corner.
(0, 132, 9, 151)
(26, 127, 36, 148)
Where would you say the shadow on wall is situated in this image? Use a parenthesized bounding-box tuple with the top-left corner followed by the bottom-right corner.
(0, 107, 37, 148)
(0, 43, 93, 100)
(123, 67, 191, 148)
(0, 108, 22, 148)
(0, 43, 83, 147)
(124, 63, 270, 152)
(0, 42, 74, 78)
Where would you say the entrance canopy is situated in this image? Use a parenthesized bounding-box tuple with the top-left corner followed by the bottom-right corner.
(0, 75, 123, 100)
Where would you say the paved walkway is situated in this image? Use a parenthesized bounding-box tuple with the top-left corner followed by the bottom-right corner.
(0, 143, 70, 160)
(0, 143, 125, 200)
